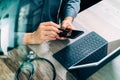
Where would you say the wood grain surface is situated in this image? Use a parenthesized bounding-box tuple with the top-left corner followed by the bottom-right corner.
(0, 0, 120, 80)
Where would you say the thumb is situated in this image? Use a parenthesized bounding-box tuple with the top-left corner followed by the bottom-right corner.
(61, 21, 68, 29)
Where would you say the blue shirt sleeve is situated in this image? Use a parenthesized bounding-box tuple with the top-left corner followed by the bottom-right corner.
(60, 0, 81, 20)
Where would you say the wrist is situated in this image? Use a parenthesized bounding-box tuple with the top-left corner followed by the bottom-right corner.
(64, 16, 73, 23)
(23, 33, 34, 44)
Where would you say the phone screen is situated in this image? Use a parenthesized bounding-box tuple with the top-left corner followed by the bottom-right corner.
(67, 30, 84, 39)
(58, 28, 84, 39)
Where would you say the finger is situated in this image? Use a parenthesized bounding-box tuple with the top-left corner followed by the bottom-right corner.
(61, 22, 68, 29)
(41, 21, 60, 28)
(62, 22, 73, 30)
(36, 32, 57, 42)
(44, 31, 59, 38)
(67, 25, 74, 30)
(58, 37, 67, 40)
(44, 36, 57, 40)
(43, 26, 60, 33)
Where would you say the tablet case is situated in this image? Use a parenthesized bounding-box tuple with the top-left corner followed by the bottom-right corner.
(69, 47, 120, 80)
(53, 31, 108, 80)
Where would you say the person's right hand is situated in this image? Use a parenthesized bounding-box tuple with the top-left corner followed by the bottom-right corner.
(24, 22, 60, 44)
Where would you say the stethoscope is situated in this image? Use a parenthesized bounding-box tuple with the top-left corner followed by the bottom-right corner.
(15, 51, 56, 80)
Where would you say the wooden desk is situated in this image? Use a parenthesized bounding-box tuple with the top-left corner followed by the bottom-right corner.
(75, 0, 120, 80)
(0, 0, 120, 80)
(0, 42, 76, 80)
(75, 0, 120, 53)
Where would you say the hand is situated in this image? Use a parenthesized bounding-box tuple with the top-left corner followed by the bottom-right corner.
(61, 17, 73, 30)
(59, 17, 74, 40)
(24, 22, 60, 44)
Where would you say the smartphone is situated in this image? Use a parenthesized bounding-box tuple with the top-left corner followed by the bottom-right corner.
(67, 30, 84, 39)
(58, 28, 84, 39)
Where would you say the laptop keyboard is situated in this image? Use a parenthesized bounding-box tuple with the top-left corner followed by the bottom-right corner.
(53, 32, 108, 69)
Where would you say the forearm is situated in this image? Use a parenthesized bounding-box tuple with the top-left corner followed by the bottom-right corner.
(23, 32, 44, 45)
(15, 32, 36, 45)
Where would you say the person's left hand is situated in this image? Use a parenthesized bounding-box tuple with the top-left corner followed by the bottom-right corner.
(58, 17, 74, 40)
